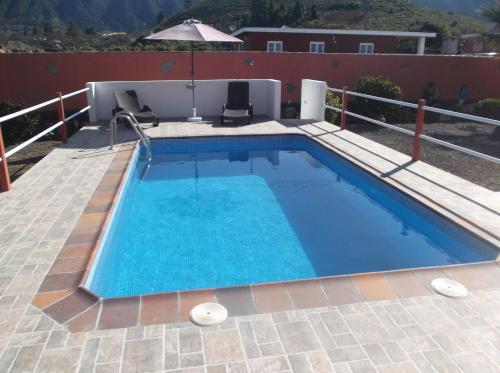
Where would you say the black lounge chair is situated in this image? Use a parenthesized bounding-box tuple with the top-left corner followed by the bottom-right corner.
(220, 82, 253, 125)
(113, 90, 159, 127)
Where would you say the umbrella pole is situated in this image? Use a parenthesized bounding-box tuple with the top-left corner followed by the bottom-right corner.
(188, 42, 201, 122)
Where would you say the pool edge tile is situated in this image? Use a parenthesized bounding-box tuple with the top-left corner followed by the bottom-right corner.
(251, 282, 294, 313)
(98, 297, 140, 330)
(351, 273, 397, 301)
(286, 279, 330, 309)
(215, 286, 258, 317)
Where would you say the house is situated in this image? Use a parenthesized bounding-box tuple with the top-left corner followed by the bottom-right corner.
(442, 33, 496, 55)
(232, 27, 436, 55)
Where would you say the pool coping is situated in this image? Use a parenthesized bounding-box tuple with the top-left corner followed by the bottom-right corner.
(31, 132, 500, 332)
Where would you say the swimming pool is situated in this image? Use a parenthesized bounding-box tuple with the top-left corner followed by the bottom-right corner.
(87, 135, 498, 298)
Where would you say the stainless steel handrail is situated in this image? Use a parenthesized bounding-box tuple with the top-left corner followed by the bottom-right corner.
(110, 111, 152, 163)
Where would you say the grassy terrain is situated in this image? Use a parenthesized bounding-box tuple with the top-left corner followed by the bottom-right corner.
(165, 0, 489, 35)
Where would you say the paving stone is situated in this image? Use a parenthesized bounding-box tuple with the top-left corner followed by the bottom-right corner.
(204, 329, 245, 364)
(377, 361, 420, 373)
(320, 310, 349, 335)
(423, 349, 462, 373)
(97, 335, 124, 364)
(247, 356, 289, 372)
(122, 338, 163, 373)
(348, 359, 376, 373)
(362, 343, 391, 365)
(307, 313, 336, 349)
(80, 338, 100, 373)
(11, 344, 43, 372)
(179, 327, 202, 353)
(343, 313, 391, 344)
(451, 351, 499, 373)
(259, 342, 284, 357)
(164, 328, 179, 370)
(327, 346, 366, 363)
(95, 362, 121, 373)
(288, 353, 313, 373)
(36, 347, 82, 373)
(307, 351, 332, 373)
(252, 319, 278, 344)
(239, 321, 260, 359)
(181, 352, 205, 367)
(276, 321, 321, 353)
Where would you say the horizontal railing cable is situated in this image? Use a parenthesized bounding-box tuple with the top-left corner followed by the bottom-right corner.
(419, 134, 500, 164)
(4, 105, 90, 159)
(0, 88, 89, 125)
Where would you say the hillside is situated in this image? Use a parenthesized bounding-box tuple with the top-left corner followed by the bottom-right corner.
(0, 0, 200, 32)
(411, 0, 493, 17)
(164, 0, 489, 35)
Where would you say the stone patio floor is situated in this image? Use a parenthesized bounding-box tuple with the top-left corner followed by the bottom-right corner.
(0, 119, 499, 373)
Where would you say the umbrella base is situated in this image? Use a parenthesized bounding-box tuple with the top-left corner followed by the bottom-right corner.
(187, 116, 203, 122)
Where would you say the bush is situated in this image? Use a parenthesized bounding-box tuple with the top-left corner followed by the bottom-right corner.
(325, 91, 342, 124)
(0, 101, 41, 146)
(355, 75, 403, 122)
(478, 98, 500, 107)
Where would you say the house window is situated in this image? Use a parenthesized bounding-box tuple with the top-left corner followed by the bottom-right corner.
(267, 41, 283, 52)
(310, 41, 325, 53)
(473, 40, 483, 53)
(359, 43, 374, 54)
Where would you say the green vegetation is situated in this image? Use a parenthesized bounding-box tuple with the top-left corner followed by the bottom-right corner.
(354, 75, 403, 122)
(0, 0, 201, 32)
(325, 91, 342, 124)
(164, 0, 489, 37)
(0, 101, 41, 146)
(478, 98, 500, 106)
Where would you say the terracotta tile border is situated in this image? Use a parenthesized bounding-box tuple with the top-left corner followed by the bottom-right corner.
(32, 134, 500, 332)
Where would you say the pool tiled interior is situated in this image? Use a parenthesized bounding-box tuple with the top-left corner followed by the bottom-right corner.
(1, 119, 499, 372)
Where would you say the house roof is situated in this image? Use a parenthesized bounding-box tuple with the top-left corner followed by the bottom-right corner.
(232, 27, 436, 38)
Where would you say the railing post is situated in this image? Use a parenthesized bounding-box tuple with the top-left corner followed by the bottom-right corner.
(412, 99, 426, 161)
(341, 86, 348, 130)
(57, 92, 67, 144)
(0, 127, 11, 192)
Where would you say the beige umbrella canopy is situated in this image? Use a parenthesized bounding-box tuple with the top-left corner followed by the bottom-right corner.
(146, 19, 242, 121)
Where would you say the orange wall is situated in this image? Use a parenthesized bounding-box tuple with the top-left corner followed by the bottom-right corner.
(0, 51, 499, 109)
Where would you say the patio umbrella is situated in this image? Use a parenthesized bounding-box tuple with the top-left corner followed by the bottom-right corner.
(146, 19, 243, 122)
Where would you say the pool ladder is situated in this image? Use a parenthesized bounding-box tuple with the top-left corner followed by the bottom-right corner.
(109, 111, 152, 164)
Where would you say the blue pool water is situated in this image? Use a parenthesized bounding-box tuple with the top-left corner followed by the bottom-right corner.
(88, 135, 497, 297)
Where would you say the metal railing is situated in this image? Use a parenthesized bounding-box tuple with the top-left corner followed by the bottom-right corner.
(109, 111, 152, 164)
(0, 87, 90, 192)
(326, 86, 500, 165)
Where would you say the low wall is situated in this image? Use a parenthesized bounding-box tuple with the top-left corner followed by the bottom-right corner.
(87, 79, 281, 122)
(0, 52, 499, 110)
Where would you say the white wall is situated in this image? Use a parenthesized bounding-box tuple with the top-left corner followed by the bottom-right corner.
(86, 79, 281, 123)
(300, 79, 326, 121)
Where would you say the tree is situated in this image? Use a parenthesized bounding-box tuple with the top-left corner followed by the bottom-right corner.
(481, 4, 500, 26)
(290, 0, 305, 26)
(156, 11, 165, 25)
(85, 27, 96, 35)
(250, 0, 269, 26)
(43, 22, 53, 35)
(276, 1, 287, 25)
(66, 21, 82, 39)
(267, 0, 276, 25)
(32, 26, 39, 35)
(309, 3, 318, 20)
(184, 0, 193, 10)
(419, 22, 449, 53)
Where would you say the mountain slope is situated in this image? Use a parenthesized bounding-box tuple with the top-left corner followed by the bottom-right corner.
(0, 0, 201, 32)
(411, 0, 493, 17)
(164, 0, 489, 35)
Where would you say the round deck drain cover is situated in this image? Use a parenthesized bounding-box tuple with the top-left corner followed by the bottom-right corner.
(190, 303, 228, 327)
(431, 278, 468, 298)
